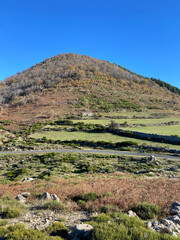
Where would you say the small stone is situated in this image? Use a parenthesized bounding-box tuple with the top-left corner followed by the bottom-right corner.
(147, 221, 152, 229)
(127, 210, 138, 218)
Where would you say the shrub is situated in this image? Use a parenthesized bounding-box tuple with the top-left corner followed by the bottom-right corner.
(131, 202, 161, 220)
(42, 201, 65, 212)
(5, 168, 28, 181)
(89, 212, 178, 240)
(81, 192, 98, 202)
(0, 220, 8, 226)
(0, 223, 63, 240)
(44, 222, 68, 238)
(0, 207, 20, 218)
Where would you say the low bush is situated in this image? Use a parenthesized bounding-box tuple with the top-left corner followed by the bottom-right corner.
(0, 207, 20, 218)
(131, 202, 161, 220)
(89, 212, 179, 240)
(81, 192, 98, 202)
(0, 196, 24, 219)
(5, 168, 28, 181)
(0, 220, 8, 226)
(42, 201, 65, 212)
(0, 223, 64, 240)
(44, 222, 68, 238)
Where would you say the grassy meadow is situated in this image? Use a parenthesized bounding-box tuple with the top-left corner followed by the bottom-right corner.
(30, 130, 180, 150)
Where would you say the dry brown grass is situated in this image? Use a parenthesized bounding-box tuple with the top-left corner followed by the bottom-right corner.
(0, 174, 179, 214)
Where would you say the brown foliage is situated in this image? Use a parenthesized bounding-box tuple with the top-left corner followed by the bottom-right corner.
(0, 175, 179, 214)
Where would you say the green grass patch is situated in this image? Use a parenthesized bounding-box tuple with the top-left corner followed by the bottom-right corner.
(30, 130, 180, 150)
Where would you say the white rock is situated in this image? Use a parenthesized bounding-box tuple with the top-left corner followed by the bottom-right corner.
(127, 210, 138, 218)
(22, 177, 34, 182)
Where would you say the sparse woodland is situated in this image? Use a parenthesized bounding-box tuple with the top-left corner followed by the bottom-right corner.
(0, 53, 180, 125)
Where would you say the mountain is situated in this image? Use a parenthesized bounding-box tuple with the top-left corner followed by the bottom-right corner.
(0, 53, 180, 124)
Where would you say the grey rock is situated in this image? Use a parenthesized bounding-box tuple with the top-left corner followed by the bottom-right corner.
(15, 194, 26, 203)
(69, 224, 93, 239)
(168, 215, 180, 225)
(51, 194, 60, 202)
(171, 202, 180, 215)
(40, 192, 60, 202)
(40, 192, 52, 201)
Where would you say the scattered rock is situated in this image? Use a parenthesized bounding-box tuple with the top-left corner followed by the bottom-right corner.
(69, 223, 93, 239)
(147, 202, 180, 236)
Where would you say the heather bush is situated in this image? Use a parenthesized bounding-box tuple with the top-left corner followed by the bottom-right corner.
(89, 212, 180, 240)
(44, 222, 68, 238)
(0, 223, 63, 240)
(131, 202, 161, 220)
(42, 201, 65, 212)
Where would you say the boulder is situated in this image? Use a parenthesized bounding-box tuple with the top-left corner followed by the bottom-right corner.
(40, 192, 60, 202)
(51, 194, 60, 202)
(15, 194, 26, 203)
(69, 224, 93, 239)
(40, 192, 52, 201)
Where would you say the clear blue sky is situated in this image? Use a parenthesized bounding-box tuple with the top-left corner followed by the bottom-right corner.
(0, 0, 180, 88)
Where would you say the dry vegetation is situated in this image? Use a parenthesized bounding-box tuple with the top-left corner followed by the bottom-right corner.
(0, 175, 179, 215)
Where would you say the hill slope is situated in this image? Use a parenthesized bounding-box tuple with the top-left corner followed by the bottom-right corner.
(0, 53, 180, 124)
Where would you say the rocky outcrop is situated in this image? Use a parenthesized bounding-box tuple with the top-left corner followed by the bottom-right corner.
(147, 202, 180, 236)
(69, 223, 93, 240)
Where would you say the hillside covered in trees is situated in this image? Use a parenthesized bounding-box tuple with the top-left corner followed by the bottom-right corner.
(0, 53, 180, 124)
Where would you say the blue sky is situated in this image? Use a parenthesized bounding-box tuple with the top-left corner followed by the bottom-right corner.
(0, 0, 180, 88)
